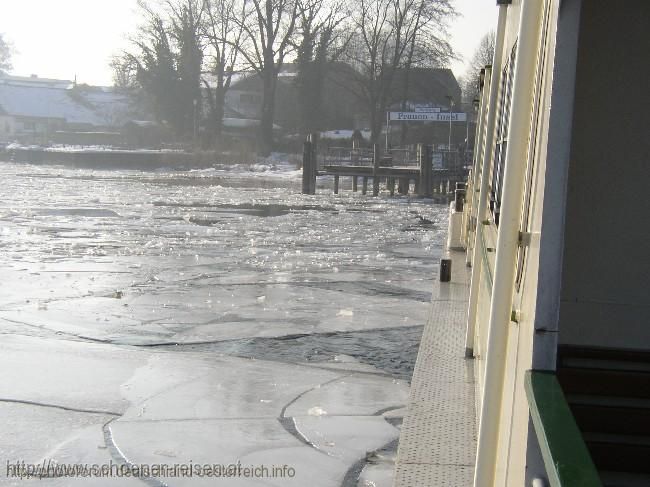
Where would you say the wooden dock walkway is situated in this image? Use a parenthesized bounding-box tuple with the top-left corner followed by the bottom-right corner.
(301, 137, 469, 198)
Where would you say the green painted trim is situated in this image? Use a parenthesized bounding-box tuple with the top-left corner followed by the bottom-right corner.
(525, 370, 602, 487)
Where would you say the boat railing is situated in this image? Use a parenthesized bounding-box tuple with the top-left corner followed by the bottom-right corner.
(525, 370, 602, 487)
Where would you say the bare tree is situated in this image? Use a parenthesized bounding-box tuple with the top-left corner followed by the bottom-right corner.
(293, 0, 349, 137)
(461, 30, 495, 103)
(235, 0, 300, 154)
(397, 0, 454, 143)
(166, 0, 205, 140)
(343, 0, 400, 144)
(202, 0, 244, 145)
(130, 6, 184, 134)
(0, 33, 12, 74)
(343, 0, 455, 144)
(111, 53, 139, 89)
(120, 0, 205, 140)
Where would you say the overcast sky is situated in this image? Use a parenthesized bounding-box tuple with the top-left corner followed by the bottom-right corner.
(1, 0, 497, 86)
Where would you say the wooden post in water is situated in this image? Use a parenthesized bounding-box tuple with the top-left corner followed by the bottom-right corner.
(372, 143, 381, 197)
(362, 177, 368, 195)
(383, 153, 393, 191)
(418, 144, 433, 198)
(334, 175, 339, 194)
(308, 133, 318, 195)
(302, 139, 313, 194)
(351, 139, 359, 193)
(398, 178, 409, 195)
(422, 145, 433, 198)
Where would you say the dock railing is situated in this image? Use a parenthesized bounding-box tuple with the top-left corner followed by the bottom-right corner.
(322, 146, 419, 168)
(322, 146, 374, 168)
(386, 147, 419, 167)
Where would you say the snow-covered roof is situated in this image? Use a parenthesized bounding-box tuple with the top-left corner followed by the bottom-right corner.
(124, 120, 159, 128)
(79, 89, 133, 126)
(0, 78, 133, 127)
(223, 117, 281, 130)
(320, 129, 372, 140)
(0, 74, 73, 89)
(0, 83, 102, 125)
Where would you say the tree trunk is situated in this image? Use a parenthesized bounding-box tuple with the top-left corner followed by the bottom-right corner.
(203, 79, 226, 148)
(259, 69, 277, 156)
(369, 95, 386, 147)
(400, 72, 411, 145)
(210, 94, 225, 148)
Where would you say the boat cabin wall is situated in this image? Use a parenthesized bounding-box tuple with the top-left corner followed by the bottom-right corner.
(558, 0, 650, 351)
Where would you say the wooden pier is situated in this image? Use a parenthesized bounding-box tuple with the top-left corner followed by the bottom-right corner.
(302, 137, 468, 198)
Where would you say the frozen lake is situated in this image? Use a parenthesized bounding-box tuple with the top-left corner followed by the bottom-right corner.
(0, 157, 448, 486)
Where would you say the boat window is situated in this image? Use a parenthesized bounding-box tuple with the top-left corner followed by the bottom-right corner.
(515, 0, 552, 291)
(490, 42, 517, 226)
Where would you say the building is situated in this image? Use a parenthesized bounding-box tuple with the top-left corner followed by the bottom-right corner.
(224, 63, 361, 135)
(389, 67, 461, 111)
(0, 74, 137, 145)
(387, 67, 466, 149)
(224, 64, 462, 144)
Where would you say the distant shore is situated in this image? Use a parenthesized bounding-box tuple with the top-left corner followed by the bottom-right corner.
(0, 145, 228, 170)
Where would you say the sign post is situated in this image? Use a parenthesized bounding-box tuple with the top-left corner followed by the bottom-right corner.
(386, 111, 390, 151)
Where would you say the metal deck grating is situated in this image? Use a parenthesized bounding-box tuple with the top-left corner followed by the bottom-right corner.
(394, 250, 476, 486)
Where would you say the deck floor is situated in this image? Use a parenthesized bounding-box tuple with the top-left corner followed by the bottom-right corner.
(393, 249, 477, 486)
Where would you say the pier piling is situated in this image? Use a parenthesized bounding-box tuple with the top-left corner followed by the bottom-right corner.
(398, 178, 409, 195)
(301, 133, 318, 195)
(372, 144, 380, 197)
(302, 140, 312, 194)
(418, 144, 434, 198)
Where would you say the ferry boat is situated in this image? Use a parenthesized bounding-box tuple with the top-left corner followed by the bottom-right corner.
(395, 1, 650, 486)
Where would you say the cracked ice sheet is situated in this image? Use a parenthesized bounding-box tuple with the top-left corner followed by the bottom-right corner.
(0, 335, 407, 486)
(358, 463, 396, 487)
(0, 162, 439, 485)
(0, 277, 431, 345)
(1, 415, 143, 487)
(292, 416, 398, 461)
(0, 162, 444, 347)
(109, 420, 347, 487)
(284, 375, 409, 417)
